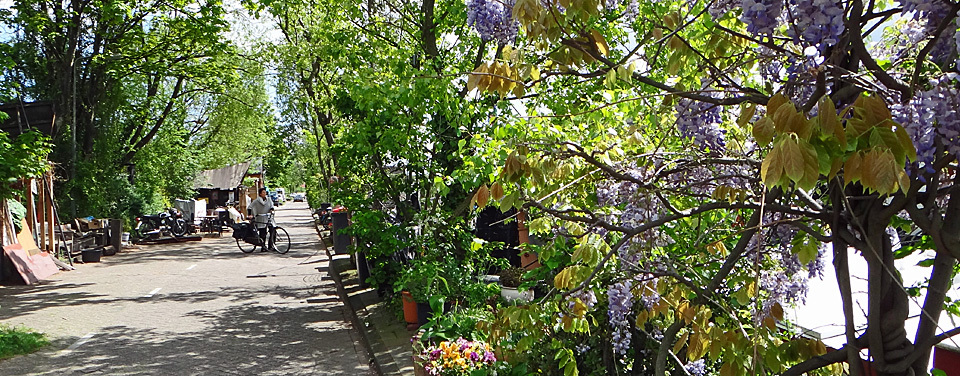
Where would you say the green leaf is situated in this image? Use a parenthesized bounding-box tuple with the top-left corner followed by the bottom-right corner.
(605, 69, 617, 89)
(500, 191, 519, 211)
(529, 217, 551, 234)
(894, 124, 917, 162)
(735, 285, 750, 305)
(567, 222, 585, 237)
(793, 236, 819, 264)
(471, 238, 486, 252)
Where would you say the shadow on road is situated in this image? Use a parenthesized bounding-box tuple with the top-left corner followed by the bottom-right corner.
(11, 302, 365, 375)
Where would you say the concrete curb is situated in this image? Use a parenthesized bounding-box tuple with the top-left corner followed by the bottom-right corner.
(321, 236, 385, 376)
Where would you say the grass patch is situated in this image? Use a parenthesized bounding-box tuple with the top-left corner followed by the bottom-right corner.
(0, 325, 49, 360)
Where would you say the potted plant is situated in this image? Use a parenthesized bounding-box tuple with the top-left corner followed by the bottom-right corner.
(395, 259, 452, 326)
(498, 266, 534, 303)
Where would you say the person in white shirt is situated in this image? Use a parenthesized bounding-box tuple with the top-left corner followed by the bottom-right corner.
(249, 187, 276, 251)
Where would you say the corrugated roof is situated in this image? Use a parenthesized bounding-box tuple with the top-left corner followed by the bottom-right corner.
(194, 161, 251, 190)
(0, 101, 57, 137)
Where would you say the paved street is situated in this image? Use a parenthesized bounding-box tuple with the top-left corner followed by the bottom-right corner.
(0, 202, 372, 375)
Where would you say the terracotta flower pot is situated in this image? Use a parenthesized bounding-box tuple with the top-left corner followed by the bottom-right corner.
(402, 291, 419, 325)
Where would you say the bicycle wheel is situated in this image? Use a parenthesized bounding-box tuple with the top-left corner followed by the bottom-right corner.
(237, 238, 257, 253)
(272, 227, 291, 254)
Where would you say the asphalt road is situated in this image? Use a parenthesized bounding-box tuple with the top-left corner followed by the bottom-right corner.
(0, 201, 373, 375)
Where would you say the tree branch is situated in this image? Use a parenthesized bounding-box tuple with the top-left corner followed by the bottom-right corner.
(909, 2, 960, 92)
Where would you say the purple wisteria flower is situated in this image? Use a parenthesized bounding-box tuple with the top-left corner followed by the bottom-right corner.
(608, 280, 635, 355)
(741, 0, 783, 35)
(675, 98, 727, 154)
(786, 0, 845, 51)
(684, 359, 707, 376)
(893, 73, 960, 178)
(466, 0, 519, 44)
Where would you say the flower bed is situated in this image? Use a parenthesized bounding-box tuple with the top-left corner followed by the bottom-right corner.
(415, 337, 496, 376)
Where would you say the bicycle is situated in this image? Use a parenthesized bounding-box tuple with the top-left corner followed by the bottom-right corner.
(233, 212, 290, 254)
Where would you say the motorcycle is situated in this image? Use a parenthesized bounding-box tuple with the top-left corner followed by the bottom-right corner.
(133, 208, 188, 241)
(314, 204, 333, 231)
(314, 204, 345, 232)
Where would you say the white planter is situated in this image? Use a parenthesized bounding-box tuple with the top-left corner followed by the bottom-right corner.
(500, 287, 534, 303)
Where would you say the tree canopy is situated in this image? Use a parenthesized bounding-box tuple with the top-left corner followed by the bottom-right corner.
(4, 0, 960, 374)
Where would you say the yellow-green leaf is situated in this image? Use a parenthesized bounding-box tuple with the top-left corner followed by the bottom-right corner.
(789, 111, 813, 141)
(753, 117, 775, 146)
(772, 101, 798, 134)
(512, 84, 525, 98)
(783, 138, 805, 182)
(467, 72, 481, 92)
(767, 93, 788, 116)
(617, 65, 631, 83)
(605, 69, 617, 89)
(896, 169, 910, 193)
(875, 150, 898, 194)
(528, 217, 551, 234)
(817, 96, 838, 135)
(674, 332, 689, 354)
(590, 29, 609, 55)
(761, 142, 784, 187)
(798, 139, 820, 191)
(738, 104, 757, 128)
(554, 267, 573, 289)
(720, 363, 733, 376)
(862, 94, 893, 126)
(844, 152, 863, 184)
(669, 35, 684, 50)
(861, 149, 880, 191)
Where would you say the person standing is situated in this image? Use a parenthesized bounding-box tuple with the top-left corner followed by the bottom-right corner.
(249, 187, 276, 251)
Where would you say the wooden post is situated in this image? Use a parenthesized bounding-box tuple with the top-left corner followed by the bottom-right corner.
(517, 210, 529, 244)
(37, 175, 46, 251)
(518, 210, 541, 270)
(25, 179, 35, 233)
(46, 174, 55, 253)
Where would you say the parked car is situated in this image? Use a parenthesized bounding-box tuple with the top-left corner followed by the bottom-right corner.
(292, 193, 305, 202)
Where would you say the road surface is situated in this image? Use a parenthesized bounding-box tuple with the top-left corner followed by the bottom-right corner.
(0, 202, 372, 375)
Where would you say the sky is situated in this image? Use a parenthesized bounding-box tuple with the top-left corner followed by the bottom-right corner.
(791, 244, 960, 365)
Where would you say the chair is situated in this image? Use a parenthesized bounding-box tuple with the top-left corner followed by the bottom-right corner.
(217, 210, 231, 236)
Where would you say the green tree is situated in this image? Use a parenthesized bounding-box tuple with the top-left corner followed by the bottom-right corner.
(458, 0, 960, 375)
(1, 0, 244, 218)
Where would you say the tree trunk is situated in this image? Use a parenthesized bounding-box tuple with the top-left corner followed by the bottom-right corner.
(855, 198, 913, 376)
